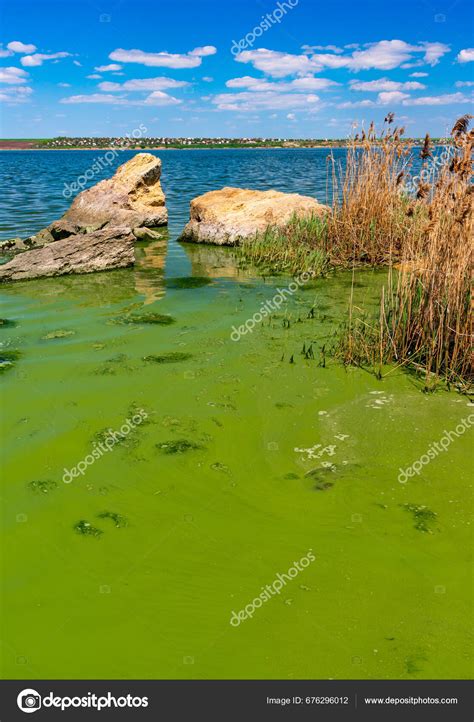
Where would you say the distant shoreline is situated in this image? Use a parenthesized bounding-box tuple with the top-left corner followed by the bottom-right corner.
(0, 144, 349, 151)
(0, 139, 445, 152)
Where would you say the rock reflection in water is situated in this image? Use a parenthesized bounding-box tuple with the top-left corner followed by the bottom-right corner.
(133, 235, 167, 305)
(182, 242, 258, 281)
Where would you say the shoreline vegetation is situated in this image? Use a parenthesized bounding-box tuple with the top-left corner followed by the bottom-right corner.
(239, 114, 473, 392)
(0, 135, 452, 151)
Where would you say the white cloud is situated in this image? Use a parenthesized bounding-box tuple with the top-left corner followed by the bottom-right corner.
(409, 72, 428, 77)
(420, 42, 450, 65)
(0, 85, 32, 103)
(58, 82, 71, 87)
(98, 76, 189, 92)
(21, 52, 71, 67)
(213, 90, 320, 111)
(226, 75, 338, 91)
(73, 60, 82, 67)
(291, 76, 339, 90)
(337, 99, 375, 108)
(61, 93, 126, 104)
(455, 80, 474, 87)
(350, 77, 425, 91)
(236, 41, 450, 77)
(301, 44, 343, 54)
(95, 63, 122, 72)
(226, 76, 269, 90)
(60, 90, 181, 106)
(323, 40, 448, 70)
(402, 92, 471, 105)
(337, 89, 472, 109)
(109, 46, 217, 68)
(0, 46, 13, 58)
(216, 73, 339, 112)
(377, 90, 410, 104)
(457, 48, 474, 63)
(0, 66, 29, 84)
(287, 112, 296, 119)
(189, 46, 217, 57)
(236, 49, 315, 77)
(86, 74, 102, 79)
(202, 76, 213, 82)
(142, 90, 181, 105)
(7, 41, 37, 53)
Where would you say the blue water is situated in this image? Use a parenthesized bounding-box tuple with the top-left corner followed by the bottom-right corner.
(0, 148, 340, 245)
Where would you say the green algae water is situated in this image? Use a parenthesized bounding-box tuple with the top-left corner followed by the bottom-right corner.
(1, 150, 472, 681)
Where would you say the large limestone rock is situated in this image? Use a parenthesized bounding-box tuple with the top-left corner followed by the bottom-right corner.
(179, 187, 329, 245)
(55, 153, 167, 233)
(0, 153, 166, 281)
(0, 227, 134, 282)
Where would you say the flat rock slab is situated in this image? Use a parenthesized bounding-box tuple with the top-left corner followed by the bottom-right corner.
(0, 227, 135, 282)
(179, 187, 329, 245)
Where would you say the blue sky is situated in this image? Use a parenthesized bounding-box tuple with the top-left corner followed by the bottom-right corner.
(0, 0, 473, 138)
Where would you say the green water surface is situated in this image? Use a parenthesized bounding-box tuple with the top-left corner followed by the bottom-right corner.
(1, 240, 472, 680)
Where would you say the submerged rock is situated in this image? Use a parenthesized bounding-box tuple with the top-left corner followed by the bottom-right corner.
(402, 503, 438, 533)
(0, 238, 30, 254)
(97, 511, 128, 528)
(313, 480, 334, 491)
(179, 187, 329, 245)
(132, 227, 164, 241)
(0, 349, 21, 373)
(305, 465, 336, 491)
(114, 312, 175, 325)
(74, 520, 103, 537)
(0, 153, 167, 281)
(27, 480, 58, 494)
(210, 461, 231, 474)
(41, 329, 76, 340)
(156, 439, 204, 454)
(143, 352, 192, 363)
(0, 227, 135, 282)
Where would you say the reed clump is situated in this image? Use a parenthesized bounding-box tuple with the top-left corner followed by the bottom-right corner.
(326, 118, 419, 264)
(336, 114, 473, 388)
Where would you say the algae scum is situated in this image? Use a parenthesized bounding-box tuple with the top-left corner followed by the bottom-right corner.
(0, 150, 472, 681)
(1, 249, 471, 682)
